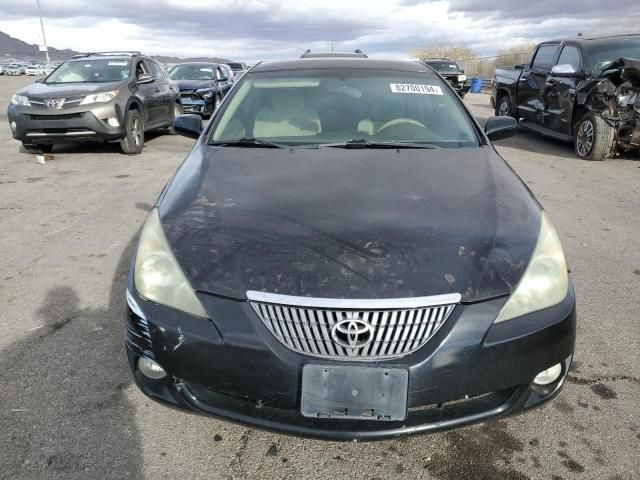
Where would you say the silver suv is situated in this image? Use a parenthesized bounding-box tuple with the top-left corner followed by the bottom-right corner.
(7, 52, 181, 154)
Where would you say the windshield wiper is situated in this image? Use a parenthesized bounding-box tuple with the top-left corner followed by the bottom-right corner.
(209, 138, 286, 148)
(323, 139, 440, 149)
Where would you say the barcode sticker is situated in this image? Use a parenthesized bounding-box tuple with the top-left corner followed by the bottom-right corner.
(390, 83, 443, 95)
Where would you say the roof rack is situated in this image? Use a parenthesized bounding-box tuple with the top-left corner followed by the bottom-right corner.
(72, 51, 142, 59)
(300, 49, 368, 59)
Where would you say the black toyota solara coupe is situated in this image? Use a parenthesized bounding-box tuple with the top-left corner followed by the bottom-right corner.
(125, 57, 576, 441)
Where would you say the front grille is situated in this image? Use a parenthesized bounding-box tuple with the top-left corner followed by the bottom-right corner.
(28, 113, 83, 120)
(28, 96, 84, 109)
(249, 291, 459, 360)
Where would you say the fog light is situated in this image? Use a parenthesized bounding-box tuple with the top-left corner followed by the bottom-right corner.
(533, 363, 562, 386)
(107, 117, 120, 128)
(137, 357, 167, 380)
(10, 121, 17, 131)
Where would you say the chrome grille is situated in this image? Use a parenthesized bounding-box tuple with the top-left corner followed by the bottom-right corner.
(248, 291, 459, 360)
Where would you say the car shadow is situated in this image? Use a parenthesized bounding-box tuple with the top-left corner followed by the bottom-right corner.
(22, 130, 169, 156)
(0, 239, 143, 479)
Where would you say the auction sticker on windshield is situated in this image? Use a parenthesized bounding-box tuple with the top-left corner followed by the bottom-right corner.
(390, 83, 443, 95)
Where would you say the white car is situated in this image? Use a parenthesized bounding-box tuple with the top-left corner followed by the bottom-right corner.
(24, 65, 43, 76)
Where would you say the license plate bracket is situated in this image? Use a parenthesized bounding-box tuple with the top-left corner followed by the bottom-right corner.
(301, 365, 408, 421)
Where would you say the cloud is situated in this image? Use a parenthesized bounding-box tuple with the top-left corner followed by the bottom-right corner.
(0, 0, 637, 62)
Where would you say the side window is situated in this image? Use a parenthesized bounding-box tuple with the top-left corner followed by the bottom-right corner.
(531, 45, 559, 72)
(135, 61, 147, 80)
(556, 46, 582, 70)
(145, 60, 164, 80)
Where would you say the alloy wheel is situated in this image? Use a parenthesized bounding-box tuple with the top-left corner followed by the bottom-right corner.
(498, 99, 509, 116)
(132, 118, 142, 147)
(576, 119, 594, 157)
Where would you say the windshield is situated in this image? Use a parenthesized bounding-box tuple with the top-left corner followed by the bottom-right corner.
(227, 63, 244, 71)
(209, 69, 478, 147)
(425, 61, 461, 73)
(169, 64, 214, 81)
(589, 37, 640, 73)
(46, 59, 130, 84)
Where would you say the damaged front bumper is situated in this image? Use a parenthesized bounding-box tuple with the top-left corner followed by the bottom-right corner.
(124, 274, 576, 441)
(587, 57, 640, 154)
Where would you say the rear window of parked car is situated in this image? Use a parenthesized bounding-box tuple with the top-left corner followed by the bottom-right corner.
(210, 68, 479, 148)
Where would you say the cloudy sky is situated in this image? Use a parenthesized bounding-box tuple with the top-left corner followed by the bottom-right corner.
(0, 0, 637, 62)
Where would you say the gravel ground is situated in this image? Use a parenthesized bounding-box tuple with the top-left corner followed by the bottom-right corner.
(0, 75, 638, 480)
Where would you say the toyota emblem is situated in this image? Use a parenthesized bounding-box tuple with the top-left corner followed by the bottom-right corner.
(331, 314, 374, 349)
(46, 99, 61, 109)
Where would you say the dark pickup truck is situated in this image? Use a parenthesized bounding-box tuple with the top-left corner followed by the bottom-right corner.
(492, 34, 640, 160)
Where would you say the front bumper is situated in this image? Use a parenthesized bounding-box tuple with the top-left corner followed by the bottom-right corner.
(125, 281, 576, 441)
(7, 103, 126, 144)
(179, 92, 213, 115)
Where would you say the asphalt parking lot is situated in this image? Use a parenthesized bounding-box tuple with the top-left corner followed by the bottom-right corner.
(0, 75, 638, 480)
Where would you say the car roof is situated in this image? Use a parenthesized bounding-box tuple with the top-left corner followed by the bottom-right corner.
(251, 58, 434, 74)
(542, 33, 640, 47)
(172, 62, 220, 66)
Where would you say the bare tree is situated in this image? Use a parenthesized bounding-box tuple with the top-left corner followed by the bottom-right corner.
(411, 39, 478, 62)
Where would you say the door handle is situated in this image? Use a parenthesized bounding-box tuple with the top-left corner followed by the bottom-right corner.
(519, 77, 528, 83)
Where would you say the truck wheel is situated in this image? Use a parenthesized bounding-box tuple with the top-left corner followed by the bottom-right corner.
(120, 110, 144, 155)
(574, 112, 615, 161)
(167, 103, 183, 135)
(496, 95, 514, 118)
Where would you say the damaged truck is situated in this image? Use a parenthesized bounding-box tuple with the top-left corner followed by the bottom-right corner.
(492, 34, 640, 161)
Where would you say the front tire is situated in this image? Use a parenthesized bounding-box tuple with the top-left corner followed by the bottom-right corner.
(120, 110, 144, 155)
(496, 94, 515, 118)
(574, 112, 615, 161)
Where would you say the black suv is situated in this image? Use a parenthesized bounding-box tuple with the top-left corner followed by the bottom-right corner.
(7, 52, 181, 154)
(422, 58, 470, 98)
(168, 63, 233, 116)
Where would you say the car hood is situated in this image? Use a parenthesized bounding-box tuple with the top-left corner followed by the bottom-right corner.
(174, 80, 217, 91)
(158, 145, 541, 303)
(18, 81, 122, 98)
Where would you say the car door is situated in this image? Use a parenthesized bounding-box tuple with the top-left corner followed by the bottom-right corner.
(134, 60, 157, 127)
(142, 60, 171, 127)
(517, 44, 560, 124)
(543, 45, 584, 135)
(146, 60, 174, 123)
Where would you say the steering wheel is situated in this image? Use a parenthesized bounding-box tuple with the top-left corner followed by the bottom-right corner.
(376, 118, 427, 135)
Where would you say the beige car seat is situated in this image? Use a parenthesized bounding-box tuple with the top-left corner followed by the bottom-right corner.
(254, 91, 321, 138)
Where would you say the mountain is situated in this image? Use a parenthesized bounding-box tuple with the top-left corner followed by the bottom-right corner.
(0, 30, 232, 64)
(0, 30, 80, 61)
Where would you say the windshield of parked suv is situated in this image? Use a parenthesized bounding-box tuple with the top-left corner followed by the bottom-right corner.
(46, 59, 131, 84)
(169, 65, 215, 80)
(425, 61, 461, 73)
(226, 63, 244, 72)
(589, 37, 640, 74)
(210, 69, 478, 147)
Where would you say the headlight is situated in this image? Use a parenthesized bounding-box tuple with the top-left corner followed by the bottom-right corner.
(458, 74, 467, 82)
(79, 90, 119, 105)
(494, 212, 569, 323)
(196, 88, 215, 100)
(10, 94, 30, 106)
(134, 209, 208, 318)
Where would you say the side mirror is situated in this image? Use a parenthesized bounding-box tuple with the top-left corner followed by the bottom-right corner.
(550, 64, 581, 77)
(484, 116, 518, 141)
(137, 73, 154, 84)
(218, 76, 228, 82)
(173, 114, 202, 139)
